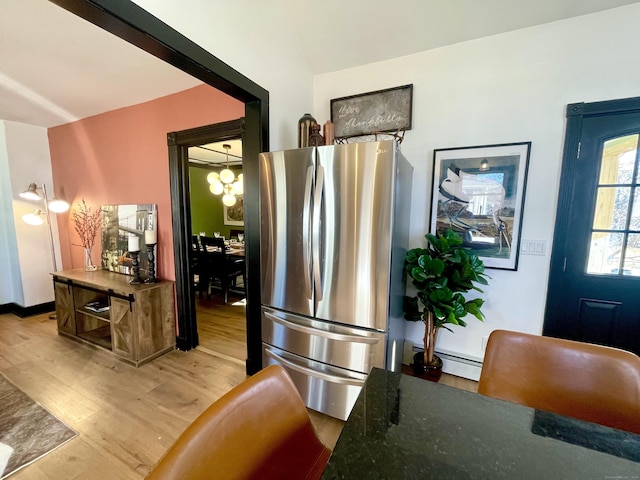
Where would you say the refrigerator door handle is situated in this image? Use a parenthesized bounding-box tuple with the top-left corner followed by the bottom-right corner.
(264, 310, 380, 344)
(302, 165, 314, 299)
(264, 347, 366, 387)
(312, 164, 325, 301)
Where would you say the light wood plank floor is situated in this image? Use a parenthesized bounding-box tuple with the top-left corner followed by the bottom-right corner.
(195, 294, 247, 364)
(0, 311, 345, 479)
(0, 311, 476, 479)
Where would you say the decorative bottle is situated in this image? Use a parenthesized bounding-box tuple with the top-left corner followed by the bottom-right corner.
(298, 113, 317, 148)
(323, 120, 335, 145)
(308, 124, 325, 146)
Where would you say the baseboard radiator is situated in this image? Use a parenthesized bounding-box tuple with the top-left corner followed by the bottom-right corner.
(403, 342, 483, 381)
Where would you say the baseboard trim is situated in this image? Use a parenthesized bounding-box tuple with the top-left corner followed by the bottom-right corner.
(403, 341, 483, 382)
(0, 302, 55, 318)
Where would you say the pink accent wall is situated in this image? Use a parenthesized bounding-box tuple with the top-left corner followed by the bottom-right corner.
(48, 84, 244, 280)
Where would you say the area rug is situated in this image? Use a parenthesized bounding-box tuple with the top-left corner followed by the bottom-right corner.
(0, 374, 77, 478)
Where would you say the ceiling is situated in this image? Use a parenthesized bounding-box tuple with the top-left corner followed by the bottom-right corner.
(0, 0, 201, 129)
(1, 0, 639, 129)
(189, 140, 243, 168)
(283, 0, 640, 74)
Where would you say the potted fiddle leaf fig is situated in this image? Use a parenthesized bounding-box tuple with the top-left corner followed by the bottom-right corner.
(404, 229, 489, 381)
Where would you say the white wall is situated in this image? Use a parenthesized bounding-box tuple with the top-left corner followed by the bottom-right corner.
(0, 123, 22, 305)
(2, 120, 62, 307)
(126, 2, 640, 378)
(313, 3, 640, 377)
(130, 0, 315, 151)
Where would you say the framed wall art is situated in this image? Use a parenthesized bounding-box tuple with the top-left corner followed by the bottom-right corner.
(431, 142, 531, 270)
(101, 203, 157, 275)
(224, 196, 244, 226)
(330, 84, 413, 138)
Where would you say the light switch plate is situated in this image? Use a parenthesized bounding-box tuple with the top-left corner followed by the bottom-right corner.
(520, 239, 546, 256)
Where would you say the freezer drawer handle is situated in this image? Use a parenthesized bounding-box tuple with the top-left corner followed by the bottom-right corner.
(265, 347, 366, 387)
(264, 310, 379, 345)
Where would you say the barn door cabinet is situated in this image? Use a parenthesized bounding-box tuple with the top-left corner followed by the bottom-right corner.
(53, 268, 175, 367)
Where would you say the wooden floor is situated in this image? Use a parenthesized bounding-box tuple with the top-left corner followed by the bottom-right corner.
(0, 310, 477, 479)
(0, 311, 346, 479)
(195, 293, 247, 364)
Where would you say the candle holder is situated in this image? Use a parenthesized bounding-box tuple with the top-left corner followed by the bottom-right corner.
(129, 250, 142, 284)
(145, 243, 158, 283)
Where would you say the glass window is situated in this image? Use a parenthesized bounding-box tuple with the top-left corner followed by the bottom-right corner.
(592, 186, 630, 230)
(587, 133, 640, 276)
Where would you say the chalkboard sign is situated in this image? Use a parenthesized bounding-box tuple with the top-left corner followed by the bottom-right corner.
(330, 84, 413, 138)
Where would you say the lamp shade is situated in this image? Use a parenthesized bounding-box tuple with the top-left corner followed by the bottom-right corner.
(19, 183, 41, 201)
(232, 180, 244, 196)
(222, 194, 237, 207)
(48, 198, 70, 213)
(210, 182, 224, 195)
(220, 168, 235, 184)
(23, 209, 44, 225)
(207, 171, 220, 184)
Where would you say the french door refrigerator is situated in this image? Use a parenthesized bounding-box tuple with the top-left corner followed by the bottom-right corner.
(259, 140, 412, 420)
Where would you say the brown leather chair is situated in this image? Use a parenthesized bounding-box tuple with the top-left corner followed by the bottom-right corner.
(145, 365, 331, 480)
(478, 329, 640, 434)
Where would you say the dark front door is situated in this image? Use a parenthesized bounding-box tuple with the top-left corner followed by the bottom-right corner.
(544, 98, 640, 355)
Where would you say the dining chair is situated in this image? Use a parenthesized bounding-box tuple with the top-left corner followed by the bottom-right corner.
(191, 235, 203, 295)
(478, 329, 640, 434)
(199, 235, 245, 303)
(191, 235, 202, 251)
(145, 365, 332, 480)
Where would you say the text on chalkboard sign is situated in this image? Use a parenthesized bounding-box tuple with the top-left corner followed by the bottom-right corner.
(330, 84, 413, 138)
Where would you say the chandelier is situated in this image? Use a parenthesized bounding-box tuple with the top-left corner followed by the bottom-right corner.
(207, 144, 243, 207)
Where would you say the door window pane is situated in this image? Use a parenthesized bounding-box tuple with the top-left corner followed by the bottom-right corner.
(622, 233, 640, 276)
(630, 190, 640, 230)
(592, 187, 630, 230)
(599, 134, 637, 185)
(587, 232, 624, 275)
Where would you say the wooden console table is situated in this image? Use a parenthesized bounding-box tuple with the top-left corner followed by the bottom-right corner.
(53, 269, 175, 367)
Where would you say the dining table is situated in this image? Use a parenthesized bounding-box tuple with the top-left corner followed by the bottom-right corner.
(228, 246, 245, 257)
(322, 367, 640, 479)
(203, 244, 245, 257)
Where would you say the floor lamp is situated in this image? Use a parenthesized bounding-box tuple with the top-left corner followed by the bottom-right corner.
(20, 183, 69, 318)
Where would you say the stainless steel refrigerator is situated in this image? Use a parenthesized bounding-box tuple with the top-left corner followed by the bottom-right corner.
(259, 140, 412, 420)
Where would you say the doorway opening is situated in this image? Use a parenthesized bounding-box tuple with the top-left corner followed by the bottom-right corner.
(55, 0, 270, 374)
(188, 137, 247, 364)
(168, 119, 250, 364)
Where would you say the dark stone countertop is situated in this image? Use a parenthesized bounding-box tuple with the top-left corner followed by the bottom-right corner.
(322, 368, 640, 480)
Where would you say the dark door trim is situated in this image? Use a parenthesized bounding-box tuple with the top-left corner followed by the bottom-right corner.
(168, 119, 245, 352)
(544, 96, 640, 337)
(52, 0, 269, 374)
